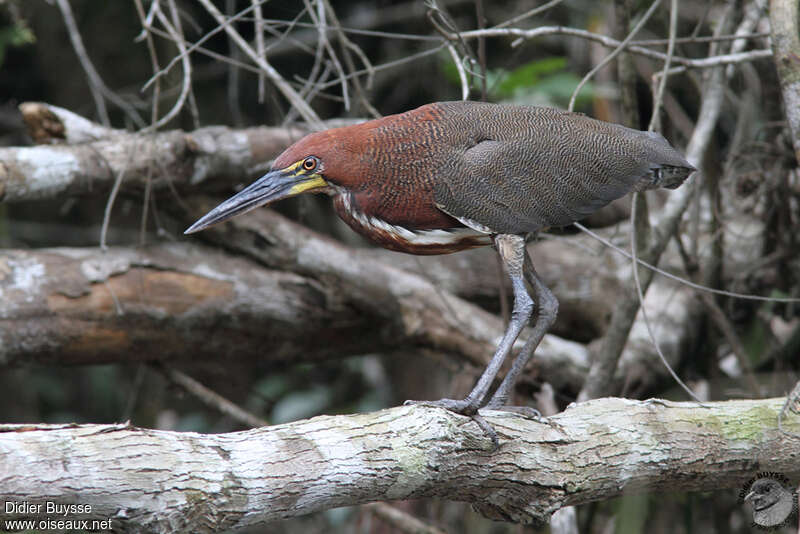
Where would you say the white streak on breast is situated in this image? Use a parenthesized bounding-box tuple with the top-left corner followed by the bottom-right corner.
(339, 193, 489, 246)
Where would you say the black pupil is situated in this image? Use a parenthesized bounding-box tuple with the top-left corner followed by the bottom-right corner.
(304, 158, 315, 169)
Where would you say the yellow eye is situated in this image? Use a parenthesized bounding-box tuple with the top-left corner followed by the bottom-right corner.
(302, 157, 318, 171)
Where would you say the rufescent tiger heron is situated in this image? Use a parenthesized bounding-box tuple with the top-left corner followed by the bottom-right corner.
(186, 101, 694, 423)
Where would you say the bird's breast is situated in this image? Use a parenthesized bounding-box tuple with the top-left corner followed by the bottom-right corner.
(332, 193, 491, 255)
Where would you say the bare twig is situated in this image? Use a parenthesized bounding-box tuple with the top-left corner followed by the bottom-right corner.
(142, 0, 264, 91)
(225, 0, 245, 127)
(630, 194, 703, 403)
(363, 502, 449, 534)
(304, 0, 350, 111)
(475, 0, 487, 101)
(573, 223, 800, 303)
(615, 0, 639, 129)
(317, 46, 445, 92)
(322, 0, 380, 117)
(55, 0, 109, 126)
(144, 0, 194, 132)
(252, 0, 267, 103)
(569, 0, 662, 111)
(699, 293, 761, 395)
(196, 0, 322, 127)
(451, 26, 772, 70)
(688, 2, 734, 261)
(56, 0, 145, 128)
(133, 0, 162, 125)
(493, 0, 567, 29)
(648, 0, 678, 132)
(153, 363, 269, 428)
(99, 161, 129, 251)
(446, 43, 470, 100)
(633, 32, 769, 46)
(727, 0, 767, 78)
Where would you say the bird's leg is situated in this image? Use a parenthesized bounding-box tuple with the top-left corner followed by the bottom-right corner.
(404, 234, 533, 416)
(485, 249, 558, 411)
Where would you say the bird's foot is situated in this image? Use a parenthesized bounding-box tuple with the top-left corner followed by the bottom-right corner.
(404, 398, 498, 449)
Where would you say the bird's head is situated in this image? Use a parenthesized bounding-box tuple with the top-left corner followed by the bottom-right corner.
(185, 127, 363, 234)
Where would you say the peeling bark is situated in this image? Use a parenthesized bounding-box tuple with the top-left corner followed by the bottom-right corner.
(0, 243, 395, 366)
(0, 399, 797, 533)
(0, 102, 359, 203)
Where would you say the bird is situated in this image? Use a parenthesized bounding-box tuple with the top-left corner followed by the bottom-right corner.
(743, 478, 796, 527)
(185, 101, 695, 423)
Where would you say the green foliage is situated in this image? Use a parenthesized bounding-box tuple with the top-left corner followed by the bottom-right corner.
(0, 22, 35, 67)
(441, 56, 595, 109)
(494, 56, 568, 95)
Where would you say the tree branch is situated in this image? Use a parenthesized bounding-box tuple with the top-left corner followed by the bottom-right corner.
(0, 243, 397, 367)
(1, 398, 797, 532)
(769, 0, 800, 163)
(456, 26, 772, 69)
(1, 102, 358, 203)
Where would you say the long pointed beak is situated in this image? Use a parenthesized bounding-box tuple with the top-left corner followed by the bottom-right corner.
(185, 169, 327, 234)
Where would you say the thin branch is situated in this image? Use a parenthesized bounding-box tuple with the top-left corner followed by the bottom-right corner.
(153, 363, 269, 428)
(305, 0, 349, 111)
(55, 0, 145, 128)
(133, 0, 162, 125)
(573, 223, 800, 303)
(225, 0, 245, 127)
(252, 0, 267, 103)
(316, 45, 445, 92)
(568, 0, 662, 111)
(446, 42, 470, 100)
(630, 194, 703, 403)
(55, 0, 109, 126)
(100, 152, 132, 251)
(493, 0, 567, 29)
(196, 0, 322, 127)
(142, 0, 262, 92)
(451, 26, 772, 70)
(648, 0, 678, 132)
(143, 1, 194, 132)
(699, 293, 762, 395)
(633, 32, 770, 46)
(321, 0, 380, 117)
(475, 0, 487, 101)
(363, 503, 449, 534)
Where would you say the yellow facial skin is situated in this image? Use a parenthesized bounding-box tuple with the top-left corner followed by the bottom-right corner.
(284, 160, 328, 195)
(288, 175, 327, 195)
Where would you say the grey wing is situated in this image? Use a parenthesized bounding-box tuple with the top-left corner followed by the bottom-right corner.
(433, 136, 648, 235)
